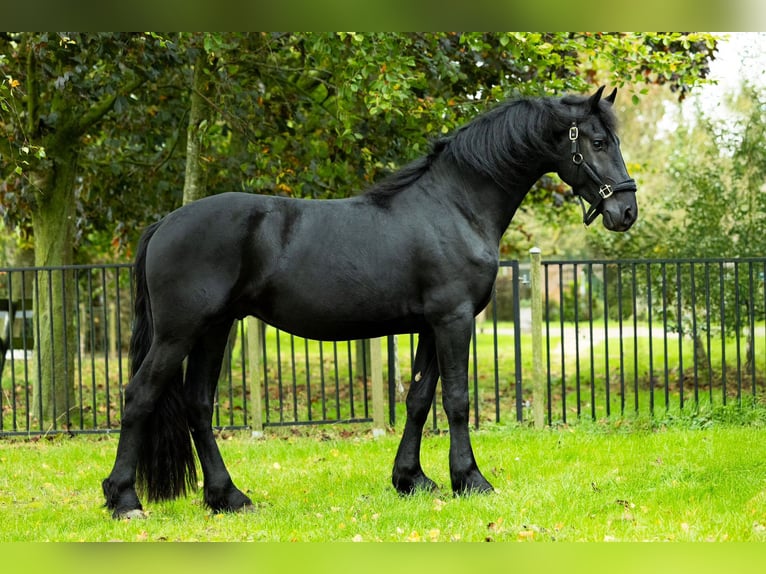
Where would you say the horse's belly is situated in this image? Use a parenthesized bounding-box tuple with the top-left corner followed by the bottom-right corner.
(255, 309, 425, 341)
(246, 280, 424, 341)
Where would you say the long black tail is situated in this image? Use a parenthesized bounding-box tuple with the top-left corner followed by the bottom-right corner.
(130, 221, 198, 502)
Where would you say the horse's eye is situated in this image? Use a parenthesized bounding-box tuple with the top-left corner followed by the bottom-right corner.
(592, 139, 604, 151)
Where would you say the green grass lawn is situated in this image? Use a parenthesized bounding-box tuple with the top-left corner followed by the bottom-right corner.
(3, 421, 766, 542)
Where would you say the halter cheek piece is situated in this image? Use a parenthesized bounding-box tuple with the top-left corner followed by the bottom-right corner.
(569, 122, 637, 226)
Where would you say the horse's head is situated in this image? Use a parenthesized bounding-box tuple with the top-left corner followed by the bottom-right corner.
(555, 86, 637, 232)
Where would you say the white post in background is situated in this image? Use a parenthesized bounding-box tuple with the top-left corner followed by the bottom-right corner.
(530, 247, 545, 429)
(370, 337, 386, 437)
(246, 316, 264, 438)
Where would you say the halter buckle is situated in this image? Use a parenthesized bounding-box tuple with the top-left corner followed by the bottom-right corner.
(569, 125, 579, 141)
(599, 184, 613, 199)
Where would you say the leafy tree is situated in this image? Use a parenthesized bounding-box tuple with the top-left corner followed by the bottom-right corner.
(606, 84, 766, 373)
(0, 32, 719, 424)
(0, 32, 181, 422)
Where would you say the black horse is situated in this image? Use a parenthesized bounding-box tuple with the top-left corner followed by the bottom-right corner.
(103, 86, 637, 518)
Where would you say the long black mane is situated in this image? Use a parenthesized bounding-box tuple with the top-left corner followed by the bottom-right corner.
(367, 93, 618, 199)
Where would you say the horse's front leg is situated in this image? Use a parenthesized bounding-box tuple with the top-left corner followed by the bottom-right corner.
(433, 312, 494, 494)
(392, 329, 440, 494)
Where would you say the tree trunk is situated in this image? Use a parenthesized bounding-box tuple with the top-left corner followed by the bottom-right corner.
(180, 50, 239, 384)
(3, 237, 35, 300)
(694, 333, 710, 372)
(30, 148, 78, 428)
(182, 52, 210, 205)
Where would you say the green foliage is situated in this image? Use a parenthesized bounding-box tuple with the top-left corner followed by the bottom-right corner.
(631, 87, 766, 345)
(0, 32, 720, 261)
(0, 32, 186, 259)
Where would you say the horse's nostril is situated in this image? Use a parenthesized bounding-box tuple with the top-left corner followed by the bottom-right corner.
(624, 207, 634, 222)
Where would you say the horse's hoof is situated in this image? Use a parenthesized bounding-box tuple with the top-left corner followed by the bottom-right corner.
(393, 471, 439, 495)
(207, 487, 254, 514)
(115, 508, 148, 520)
(237, 503, 257, 514)
(452, 472, 494, 495)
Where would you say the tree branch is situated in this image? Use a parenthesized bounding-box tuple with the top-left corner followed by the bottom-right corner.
(25, 39, 39, 138)
(76, 73, 146, 134)
(0, 131, 16, 164)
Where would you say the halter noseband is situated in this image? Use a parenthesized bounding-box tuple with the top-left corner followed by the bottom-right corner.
(569, 121, 636, 226)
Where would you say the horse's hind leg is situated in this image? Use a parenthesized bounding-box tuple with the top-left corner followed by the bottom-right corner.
(392, 329, 440, 494)
(102, 340, 189, 518)
(185, 321, 253, 513)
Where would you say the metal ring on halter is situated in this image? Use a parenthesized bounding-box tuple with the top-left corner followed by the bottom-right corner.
(572, 152, 583, 165)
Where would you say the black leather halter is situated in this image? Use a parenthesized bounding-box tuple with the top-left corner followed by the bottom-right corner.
(569, 121, 637, 226)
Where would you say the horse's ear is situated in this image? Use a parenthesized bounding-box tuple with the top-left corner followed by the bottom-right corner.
(588, 86, 606, 112)
(604, 88, 617, 106)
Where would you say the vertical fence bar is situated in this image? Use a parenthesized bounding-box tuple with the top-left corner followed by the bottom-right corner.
(74, 273, 84, 430)
(304, 339, 312, 422)
(603, 263, 610, 417)
(87, 270, 97, 429)
(690, 262, 699, 406)
(33, 270, 42, 429)
(346, 341, 355, 420)
(471, 319, 479, 429)
(675, 262, 684, 410)
(6, 271, 14, 431)
(646, 262, 655, 416)
(47, 269, 57, 430)
(705, 262, 713, 405)
(558, 262, 566, 423)
(587, 263, 596, 421)
(763, 261, 766, 402)
(114, 267, 125, 423)
(544, 263, 553, 426)
(661, 262, 669, 411)
(511, 261, 523, 423)
(21, 271, 31, 431)
(387, 336, 397, 426)
(573, 263, 582, 418)
(734, 263, 742, 405)
(490, 287, 500, 424)
(719, 262, 727, 405)
(748, 262, 756, 398)
(101, 266, 110, 427)
(617, 263, 625, 415)
(631, 263, 639, 414)
(319, 342, 327, 421)
(290, 335, 298, 421)
(332, 342, 341, 420)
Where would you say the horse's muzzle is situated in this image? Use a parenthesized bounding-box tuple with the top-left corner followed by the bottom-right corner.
(601, 201, 637, 232)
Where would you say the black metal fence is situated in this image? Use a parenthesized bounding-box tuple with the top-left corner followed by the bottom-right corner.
(0, 257, 763, 436)
(539, 257, 766, 424)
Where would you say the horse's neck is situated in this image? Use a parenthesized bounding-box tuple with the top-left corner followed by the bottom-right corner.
(434, 162, 542, 245)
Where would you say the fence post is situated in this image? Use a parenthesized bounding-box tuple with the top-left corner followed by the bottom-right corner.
(530, 247, 545, 429)
(108, 302, 117, 359)
(370, 337, 386, 437)
(246, 316, 264, 438)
